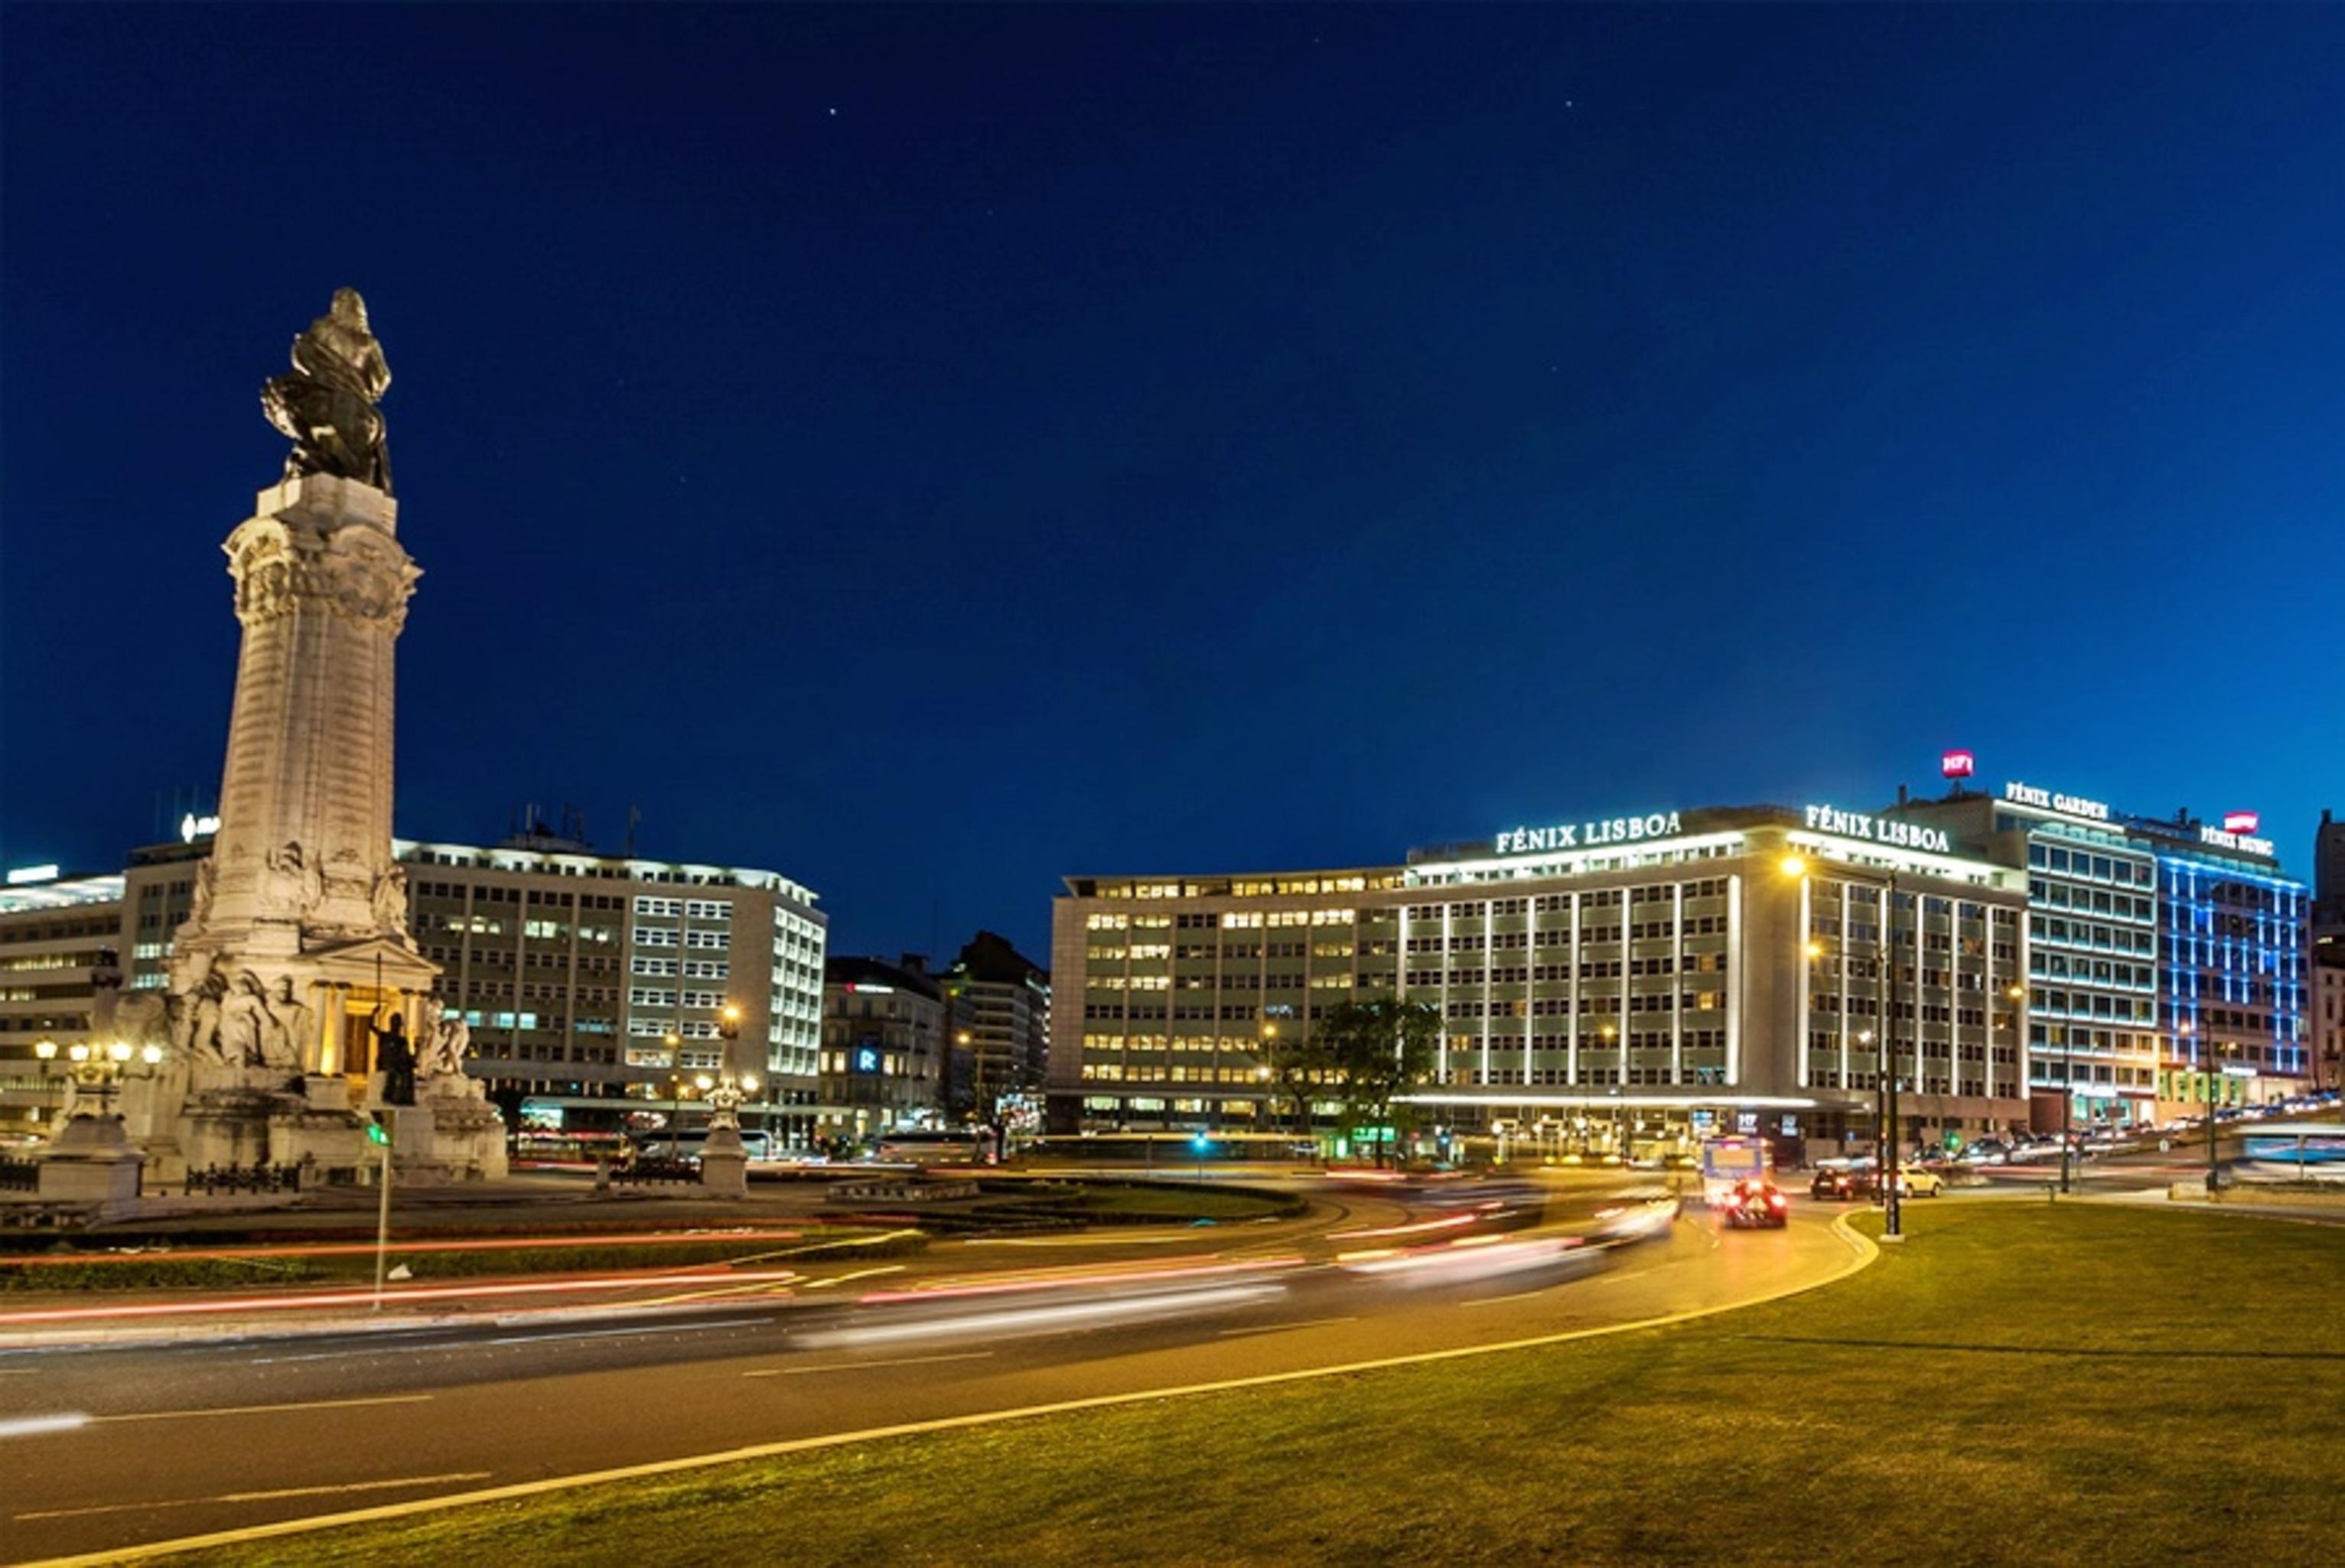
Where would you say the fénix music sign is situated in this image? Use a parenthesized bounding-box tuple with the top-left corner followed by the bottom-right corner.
(1496, 811, 1685, 856)
(1801, 804, 1953, 855)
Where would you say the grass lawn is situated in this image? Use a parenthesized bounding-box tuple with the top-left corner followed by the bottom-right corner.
(179, 1203, 2345, 1567)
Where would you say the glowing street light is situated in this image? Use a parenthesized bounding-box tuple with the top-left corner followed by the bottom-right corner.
(1785, 850, 1904, 1239)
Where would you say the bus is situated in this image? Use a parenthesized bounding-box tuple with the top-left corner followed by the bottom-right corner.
(871, 1128, 995, 1166)
(2240, 1125, 2345, 1181)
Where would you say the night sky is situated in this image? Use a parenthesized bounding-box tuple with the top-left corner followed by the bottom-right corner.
(4, 6, 2341, 959)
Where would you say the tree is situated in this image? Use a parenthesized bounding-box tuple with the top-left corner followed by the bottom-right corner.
(1313, 996, 1443, 1165)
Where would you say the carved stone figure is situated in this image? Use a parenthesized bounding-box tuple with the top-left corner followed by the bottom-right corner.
(371, 864, 410, 937)
(107, 992, 174, 1058)
(261, 976, 314, 1072)
(218, 970, 271, 1067)
(187, 859, 217, 932)
(173, 953, 221, 1061)
(260, 841, 322, 919)
(260, 288, 392, 492)
(425, 1010, 470, 1081)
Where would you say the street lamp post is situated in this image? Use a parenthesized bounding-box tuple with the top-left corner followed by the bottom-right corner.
(665, 1038, 687, 1163)
(1598, 1024, 1620, 1157)
(2209, 1039, 2235, 1193)
(1786, 854, 1902, 1240)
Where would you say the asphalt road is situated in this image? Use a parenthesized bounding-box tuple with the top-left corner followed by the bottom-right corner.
(0, 1180, 1859, 1563)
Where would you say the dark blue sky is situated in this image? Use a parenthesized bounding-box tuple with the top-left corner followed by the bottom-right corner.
(4, 5, 2340, 957)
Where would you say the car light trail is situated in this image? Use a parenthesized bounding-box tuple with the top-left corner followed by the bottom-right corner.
(799, 1283, 1288, 1349)
(858, 1255, 1301, 1305)
(1326, 1213, 1477, 1241)
(0, 1268, 809, 1326)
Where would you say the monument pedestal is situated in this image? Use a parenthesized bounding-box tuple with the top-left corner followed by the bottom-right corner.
(178, 1085, 284, 1175)
(421, 1086, 509, 1181)
(699, 1125, 748, 1199)
(38, 1117, 147, 1205)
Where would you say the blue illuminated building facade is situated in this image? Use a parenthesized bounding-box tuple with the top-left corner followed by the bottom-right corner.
(1896, 779, 2312, 1127)
(2123, 814, 2311, 1115)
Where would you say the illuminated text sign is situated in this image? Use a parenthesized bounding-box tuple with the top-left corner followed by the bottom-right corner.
(2002, 781, 2111, 822)
(1802, 804, 1952, 855)
(1495, 811, 1685, 856)
(2198, 825, 2275, 858)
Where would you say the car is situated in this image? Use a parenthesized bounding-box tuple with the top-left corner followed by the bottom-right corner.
(1718, 1177, 1789, 1228)
(1895, 1166, 1946, 1198)
(1810, 1167, 1868, 1202)
(1810, 1162, 1866, 1199)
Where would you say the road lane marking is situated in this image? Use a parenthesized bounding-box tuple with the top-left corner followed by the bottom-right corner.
(800, 1265, 907, 1290)
(744, 1352, 995, 1378)
(34, 1220, 1876, 1568)
(91, 1394, 434, 1424)
(1461, 1291, 1546, 1309)
(15, 1471, 494, 1522)
(1216, 1316, 1358, 1337)
(483, 1317, 767, 1347)
(0, 1413, 91, 1439)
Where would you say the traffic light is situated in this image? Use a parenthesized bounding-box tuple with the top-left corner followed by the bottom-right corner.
(366, 1111, 389, 1146)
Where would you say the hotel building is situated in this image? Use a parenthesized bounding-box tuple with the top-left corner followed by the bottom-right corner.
(1892, 784, 2162, 1126)
(1050, 802, 2033, 1155)
(1897, 780, 2311, 1119)
(2126, 811, 2309, 1113)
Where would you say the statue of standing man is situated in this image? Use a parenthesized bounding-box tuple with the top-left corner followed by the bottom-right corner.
(376, 1010, 416, 1107)
(261, 288, 393, 493)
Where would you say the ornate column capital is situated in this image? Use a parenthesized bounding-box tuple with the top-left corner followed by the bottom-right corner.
(224, 513, 421, 632)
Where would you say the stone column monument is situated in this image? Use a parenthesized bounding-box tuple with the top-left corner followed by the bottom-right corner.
(144, 289, 504, 1184)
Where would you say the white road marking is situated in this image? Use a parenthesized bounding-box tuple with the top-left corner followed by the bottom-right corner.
(483, 1317, 766, 1347)
(744, 1351, 995, 1378)
(93, 1394, 434, 1424)
(1461, 1290, 1549, 1308)
(1216, 1316, 1358, 1337)
(0, 1413, 91, 1439)
(15, 1470, 494, 1522)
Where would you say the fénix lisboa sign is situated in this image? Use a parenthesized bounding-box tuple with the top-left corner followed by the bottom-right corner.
(1496, 811, 1685, 856)
(1801, 804, 1953, 855)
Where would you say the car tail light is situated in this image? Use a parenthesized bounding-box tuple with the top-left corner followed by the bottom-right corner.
(1767, 1195, 1786, 1209)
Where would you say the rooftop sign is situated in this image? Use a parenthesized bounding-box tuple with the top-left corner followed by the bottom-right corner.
(2002, 781, 2112, 822)
(1495, 811, 1684, 857)
(4, 864, 60, 886)
(1802, 804, 1952, 855)
(1941, 750, 1975, 779)
(2198, 824, 2276, 858)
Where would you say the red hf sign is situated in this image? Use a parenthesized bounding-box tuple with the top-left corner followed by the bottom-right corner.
(2223, 811, 2259, 835)
(1941, 750, 1975, 779)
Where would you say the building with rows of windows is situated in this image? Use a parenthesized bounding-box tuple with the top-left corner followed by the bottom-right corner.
(1896, 779, 2312, 1122)
(0, 828, 827, 1145)
(1050, 800, 2034, 1158)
